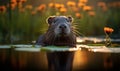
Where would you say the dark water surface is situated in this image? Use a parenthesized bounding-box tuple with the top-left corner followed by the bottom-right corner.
(0, 46, 120, 71)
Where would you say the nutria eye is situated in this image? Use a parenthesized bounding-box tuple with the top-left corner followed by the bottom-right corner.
(53, 21, 55, 23)
(53, 19, 58, 23)
(53, 20, 56, 23)
(66, 19, 70, 22)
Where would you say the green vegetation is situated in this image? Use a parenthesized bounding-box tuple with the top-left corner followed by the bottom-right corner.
(0, 0, 120, 44)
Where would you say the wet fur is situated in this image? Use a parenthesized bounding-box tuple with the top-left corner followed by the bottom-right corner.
(36, 16, 76, 71)
(43, 26, 76, 47)
(36, 16, 76, 47)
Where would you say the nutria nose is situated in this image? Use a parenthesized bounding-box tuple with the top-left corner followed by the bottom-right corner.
(59, 24, 66, 29)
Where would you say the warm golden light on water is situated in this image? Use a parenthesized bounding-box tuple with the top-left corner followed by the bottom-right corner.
(73, 51, 88, 69)
(76, 37, 85, 43)
(1, 45, 120, 71)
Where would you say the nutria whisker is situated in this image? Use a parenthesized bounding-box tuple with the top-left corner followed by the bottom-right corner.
(72, 30, 80, 36)
(71, 26, 79, 36)
(71, 24, 85, 37)
(71, 23, 79, 26)
(71, 24, 78, 28)
(72, 29, 85, 37)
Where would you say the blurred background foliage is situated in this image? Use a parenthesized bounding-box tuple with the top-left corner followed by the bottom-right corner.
(0, 0, 120, 44)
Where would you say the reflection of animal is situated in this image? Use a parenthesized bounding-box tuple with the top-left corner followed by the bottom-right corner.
(36, 16, 76, 47)
(36, 16, 76, 71)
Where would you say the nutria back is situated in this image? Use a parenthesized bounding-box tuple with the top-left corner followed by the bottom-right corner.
(36, 16, 76, 47)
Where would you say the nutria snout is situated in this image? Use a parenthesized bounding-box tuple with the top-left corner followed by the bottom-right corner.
(48, 16, 71, 36)
(36, 16, 76, 47)
(58, 24, 68, 35)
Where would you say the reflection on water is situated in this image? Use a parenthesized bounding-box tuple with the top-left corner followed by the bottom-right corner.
(73, 51, 88, 70)
(103, 54, 113, 71)
(0, 49, 48, 71)
(0, 48, 120, 71)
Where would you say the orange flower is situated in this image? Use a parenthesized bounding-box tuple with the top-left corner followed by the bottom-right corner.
(67, 1, 76, 7)
(83, 6, 92, 11)
(55, 3, 61, 9)
(60, 4, 65, 8)
(18, 2, 23, 9)
(108, 3, 112, 7)
(9, 0, 25, 10)
(37, 4, 46, 12)
(98, 2, 107, 12)
(108, 2, 120, 8)
(79, 0, 88, 3)
(10, 3, 17, 10)
(20, 0, 27, 3)
(59, 7, 67, 13)
(7, 0, 17, 10)
(72, 7, 79, 12)
(19, 8, 25, 13)
(104, 27, 114, 35)
(88, 11, 95, 17)
(78, 2, 85, 8)
(48, 3, 55, 8)
(98, 2, 106, 8)
(31, 11, 36, 15)
(17, 0, 21, 3)
(102, 6, 108, 12)
(11, 0, 17, 3)
(0, 6, 6, 13)
(117, 2, 120, 7)
(75, 13, 82, 19)
(25, 5, 33, 10)
(112, 2, 119, 7)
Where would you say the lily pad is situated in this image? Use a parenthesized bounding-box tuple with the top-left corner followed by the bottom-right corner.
(0, 45, 11, 49)
(11, 45, 34, 48)
(41, 46, 78, 52)
(12, 45, 78, 52)
(87, 44, 104, 46)
(15, 48, 41, 52)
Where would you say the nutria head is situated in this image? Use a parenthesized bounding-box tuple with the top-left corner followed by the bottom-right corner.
(43, 16, 76, 47)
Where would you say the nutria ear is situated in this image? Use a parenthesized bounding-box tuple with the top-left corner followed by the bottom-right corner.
(68, 16, 73, 23)
(47, 16, 56, 25)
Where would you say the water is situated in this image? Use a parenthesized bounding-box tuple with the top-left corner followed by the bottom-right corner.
(0, 45, 120, 71)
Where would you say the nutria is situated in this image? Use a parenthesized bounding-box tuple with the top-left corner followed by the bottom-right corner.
(36, 16, 76, 71)
(36, 16, 76, 47)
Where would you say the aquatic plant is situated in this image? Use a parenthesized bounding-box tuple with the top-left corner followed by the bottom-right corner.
(0, 0, 119, 44)
(104, 27, 114, 47)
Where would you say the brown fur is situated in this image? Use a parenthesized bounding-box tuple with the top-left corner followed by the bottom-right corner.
(36, 16, 76, 47)
(36, 16, 76, 71)
(43, 27, 76, 47)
